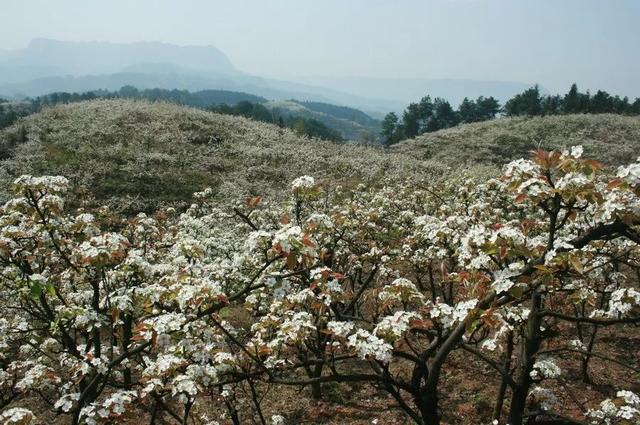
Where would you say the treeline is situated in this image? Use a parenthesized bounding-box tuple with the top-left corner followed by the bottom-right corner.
(382, 83, 640, 145)
(208, 102, 344, 142)
(381, 95, 501, 144)
(0, 87, 266, 130)
(503, 84, 640, 116)
(0, 87, 343, 142)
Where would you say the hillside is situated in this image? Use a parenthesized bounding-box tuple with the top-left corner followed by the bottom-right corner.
(265, 99, 381, 142)
(0, 99, 442, 213)
(393, 113, 640, 166)
(0, 87, 381, 143)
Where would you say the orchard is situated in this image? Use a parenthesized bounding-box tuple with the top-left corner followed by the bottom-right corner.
(0, 147, 638, 425)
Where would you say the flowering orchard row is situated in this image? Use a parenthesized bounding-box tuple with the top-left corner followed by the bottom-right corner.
(0, 147, 639, 425)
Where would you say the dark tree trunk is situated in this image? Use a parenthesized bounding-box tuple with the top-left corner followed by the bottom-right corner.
(493, 330, 514, 421)
(123, 314, 133, 388)
(416, 390, 440, 425)
(310, 363, 323, 399)
(507, 291, 543, 425)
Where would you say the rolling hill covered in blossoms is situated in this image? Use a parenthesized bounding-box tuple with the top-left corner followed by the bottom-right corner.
(394, 113, 640, 166)
(0, 99, 450, 213)
(0, 98, 639, 425)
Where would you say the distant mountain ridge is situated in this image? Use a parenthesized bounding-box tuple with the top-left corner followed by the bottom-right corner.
(0, 38, 236, 80)
(0, 39, 537, 115)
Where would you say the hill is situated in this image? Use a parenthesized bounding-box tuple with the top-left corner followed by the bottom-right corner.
(393, 113, 640, 166)
(0, 87, 382, 142)
(0, 39, 397, 113)
(265, 99, 381, 142)
(0, 39, 539, 115)
(0, 99, 443, 213)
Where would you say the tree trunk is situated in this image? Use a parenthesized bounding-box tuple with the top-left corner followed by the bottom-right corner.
(507, 291, 543, 425)
(310, 363, 323, 400)
(507, 386, 529, 425)
(123, 314, 133, 389)
(493, 331, 514, 421)
(416, 391, 440, 425)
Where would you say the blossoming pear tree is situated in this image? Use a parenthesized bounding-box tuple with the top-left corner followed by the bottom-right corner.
(0, 147, 638, 425)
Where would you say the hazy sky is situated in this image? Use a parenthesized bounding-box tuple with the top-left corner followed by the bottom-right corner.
(2, 0, 639, 95)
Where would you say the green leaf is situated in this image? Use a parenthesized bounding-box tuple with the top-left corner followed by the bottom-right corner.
(29, 282, 43, 299)
(508, 285, 524, 300)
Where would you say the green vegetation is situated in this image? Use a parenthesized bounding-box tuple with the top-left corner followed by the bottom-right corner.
(264, 100, 381, 142)
(394, 113, 640, 166)
(382, 83, 640, 145)
(505, 83, 640, 116)
(0, 87, 266, 131)
(296, 100, 380, 128)
(382, 95, 501, 144)
(0, 102, 33, 129)
(1, 87, 381, 143)
(4, 100, 639, 218)
(209, 100, 345, 142)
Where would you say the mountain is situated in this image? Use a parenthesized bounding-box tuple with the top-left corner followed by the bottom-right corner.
(0, 99, 441, 212)
(0, 71, 400, 116)
(0, 39, 537, 115)
(0, 38, 236, 80)
(393, 113, 640, 166)
(0, 39, 399, 114)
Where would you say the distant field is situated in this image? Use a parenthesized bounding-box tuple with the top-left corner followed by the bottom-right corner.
(394, 113, 640, 166)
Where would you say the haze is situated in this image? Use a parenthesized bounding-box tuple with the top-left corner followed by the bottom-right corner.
(2, 0, 639, 97)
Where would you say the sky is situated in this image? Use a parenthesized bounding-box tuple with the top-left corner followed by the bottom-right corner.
(2, 0, 640, 96)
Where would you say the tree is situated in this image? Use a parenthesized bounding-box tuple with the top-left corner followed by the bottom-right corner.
(458, 97, 477, 123)
(589, 90, 614, 113)
(459, 96, 500, 123)
(381, 112, 400, 145)
(475, 96, 501, 120)
(540, 94, 562, 115)
(425, 98, 458, 132)
(632, 98, 640, 114)
(0, 149, 639, 425)
(504, 85, 543, 116)
(417, 95, 434, 133)
(402, 102, 423, 138)
(118, 85, 140, 99)
(563, 83, 589, 113)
